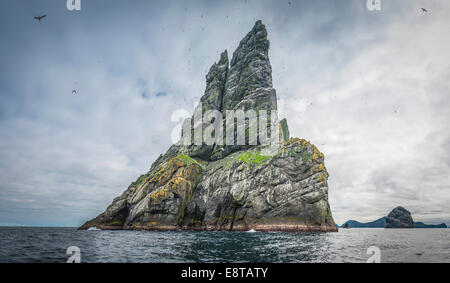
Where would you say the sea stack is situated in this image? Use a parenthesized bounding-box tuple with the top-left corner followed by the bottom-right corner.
(79, 21, 337, 232)
(385, 206, 414, 228)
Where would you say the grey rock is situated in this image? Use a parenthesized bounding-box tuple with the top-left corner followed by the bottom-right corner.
(385, 206, 414, 228)
(201, 50, 229, 112)
(223, 20, 273, 111)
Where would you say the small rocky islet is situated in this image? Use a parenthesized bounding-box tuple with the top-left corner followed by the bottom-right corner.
(385, 206, 414, 228)
(79, 20, 337, 232)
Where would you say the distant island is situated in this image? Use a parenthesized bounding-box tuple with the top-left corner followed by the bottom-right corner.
(413, 222, 447, 228)
(338, 217, 386, 228)
(338, 206, 447, 229)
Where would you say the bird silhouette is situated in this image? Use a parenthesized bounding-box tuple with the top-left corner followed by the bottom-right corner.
(34, 15, 46, 22)
(72, 90, 77, 95)
(421, 8, 428, 12)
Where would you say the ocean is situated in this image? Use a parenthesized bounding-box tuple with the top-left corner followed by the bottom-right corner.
(0, 227, 449, 263)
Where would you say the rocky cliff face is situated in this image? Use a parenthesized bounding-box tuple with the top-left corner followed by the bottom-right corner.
(80, 21, 337, 232)
(385, 206, 414, 228)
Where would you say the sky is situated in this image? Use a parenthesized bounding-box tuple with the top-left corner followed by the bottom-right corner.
(0, 0, 449, 227)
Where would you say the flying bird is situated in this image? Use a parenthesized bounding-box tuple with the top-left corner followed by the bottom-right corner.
(421, 8, 428, 12)
(72, 90, 77, 95)
(34, 15, 46, 22)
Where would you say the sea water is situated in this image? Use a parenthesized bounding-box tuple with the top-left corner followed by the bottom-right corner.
(0, 227, 448, 263)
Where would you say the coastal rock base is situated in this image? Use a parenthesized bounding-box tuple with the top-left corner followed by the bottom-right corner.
(80, 140, 337, 232)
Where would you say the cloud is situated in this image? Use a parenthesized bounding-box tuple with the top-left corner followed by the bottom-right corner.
(156, 91, 168, 97)
(278, 1, 450, 224)
(0, 0, 449, 226)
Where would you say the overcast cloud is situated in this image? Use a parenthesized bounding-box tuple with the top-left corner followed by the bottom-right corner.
(0, 0, 449, 226)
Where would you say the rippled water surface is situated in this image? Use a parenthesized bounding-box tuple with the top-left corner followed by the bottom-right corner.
(0, 227, 449, 263)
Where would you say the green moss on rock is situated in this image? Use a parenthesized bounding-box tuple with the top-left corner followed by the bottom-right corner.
(238, 151, 271, 166)
(280, 118, 290, 142)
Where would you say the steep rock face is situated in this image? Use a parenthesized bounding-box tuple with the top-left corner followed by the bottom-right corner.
(79, 21, 337, 232)
(223, 20, 274, 111)
(385, 206, 414, 228)
(80, 155, 203, 230)
(184, 50, 229, 160)
(201, 50, 229, 112)
(188, 138, 334, 231)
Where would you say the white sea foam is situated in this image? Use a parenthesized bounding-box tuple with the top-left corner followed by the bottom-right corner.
(87, 227, 101, 231)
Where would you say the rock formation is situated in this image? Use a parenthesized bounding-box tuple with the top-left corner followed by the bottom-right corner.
(385, 206, 414, 228)
(413, 222, 447, 228)
(79, 21, 337, 232)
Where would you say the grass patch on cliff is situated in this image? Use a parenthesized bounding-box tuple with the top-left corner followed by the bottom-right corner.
(134, 174, 147, 185)
(238, 152, 271, 166)
(178, 154, 203, 168)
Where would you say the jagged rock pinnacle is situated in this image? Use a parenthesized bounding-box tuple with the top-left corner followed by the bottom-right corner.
(201, 50, 229, 113)
(185, 21, 277, 161)
(223, 20, 274, 111)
